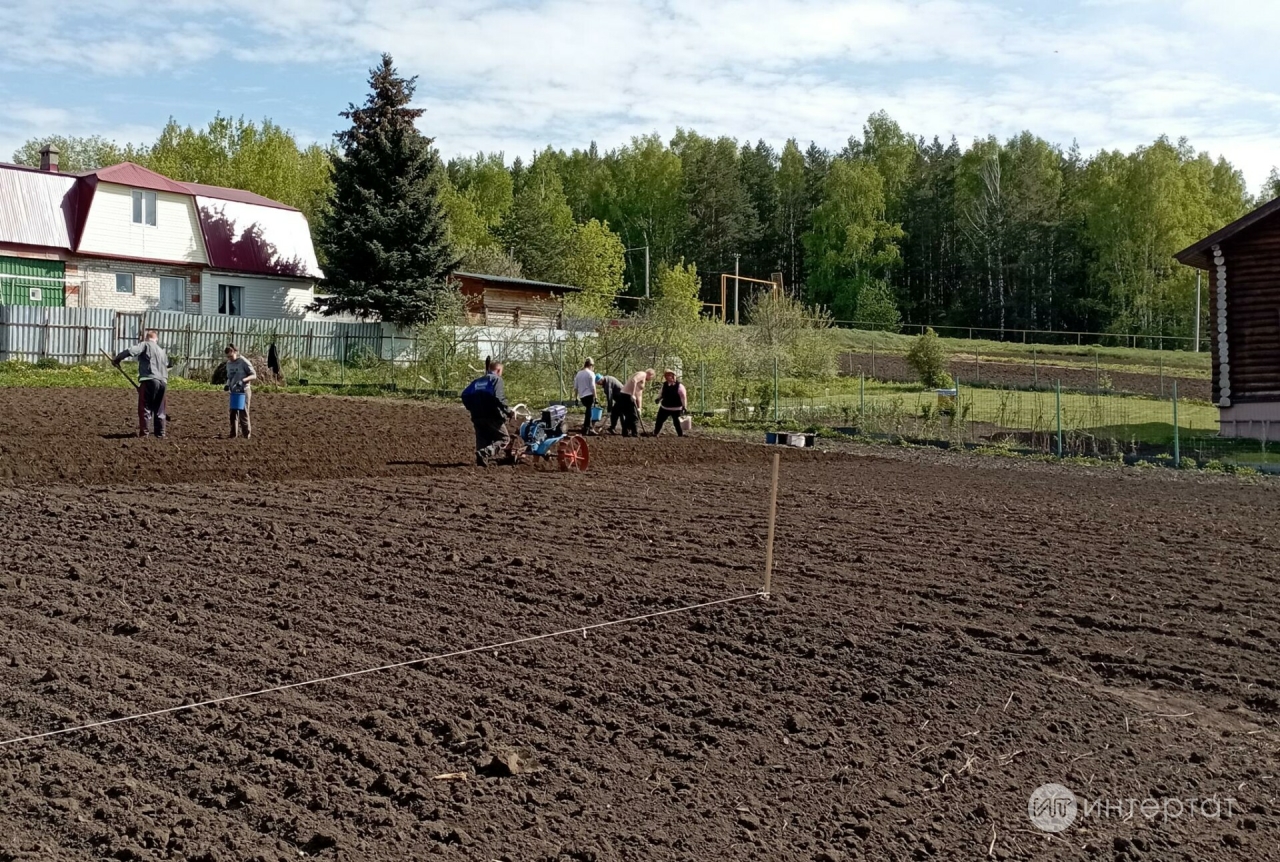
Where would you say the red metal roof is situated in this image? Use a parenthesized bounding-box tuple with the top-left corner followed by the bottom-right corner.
(193, 197, 322, 279)
(84, 162, 193, 196)
(180, 182, 299, 211)
(0, 161, 320, 278)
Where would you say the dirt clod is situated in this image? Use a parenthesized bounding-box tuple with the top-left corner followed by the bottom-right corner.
(479, 748, 538, 778)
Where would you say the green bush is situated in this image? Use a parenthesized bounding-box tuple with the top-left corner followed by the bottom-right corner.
(34, 357, 61, 369)
(344, 343, 381, 369)
(905, 328, 953, 389)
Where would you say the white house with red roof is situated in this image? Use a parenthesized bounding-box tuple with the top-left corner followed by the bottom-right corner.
(0, 145, 323, 319)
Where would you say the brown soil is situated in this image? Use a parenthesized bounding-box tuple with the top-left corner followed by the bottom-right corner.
(1, 389, 1277, 861)
(839, 352, 1211, 401)
(0, 389, 753, 486)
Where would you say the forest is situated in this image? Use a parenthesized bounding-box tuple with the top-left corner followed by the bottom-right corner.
(18, 110, 1279, 341)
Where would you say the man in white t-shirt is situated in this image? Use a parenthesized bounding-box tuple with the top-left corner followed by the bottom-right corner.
(573, 358, 599, 436)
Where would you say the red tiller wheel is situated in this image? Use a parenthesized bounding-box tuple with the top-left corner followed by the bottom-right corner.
(556, 435, 589, 472)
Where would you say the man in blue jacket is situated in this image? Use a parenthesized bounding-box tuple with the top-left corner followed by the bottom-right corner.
(461, 357, 514, 466)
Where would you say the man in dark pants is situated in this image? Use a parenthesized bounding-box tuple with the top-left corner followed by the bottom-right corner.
(653, 369, 688, 437)
(616, 368, 653, 438)
(113, 330, 170, 438)
(461, 358, 514, 466)
(223, 344, 258, 439)
(597, 373, 624, 434)
(573, 357, 598, 435)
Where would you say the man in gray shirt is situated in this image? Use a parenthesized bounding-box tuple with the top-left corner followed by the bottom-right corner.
(113, 329, 170, 438)
(223, 344, 258, 439)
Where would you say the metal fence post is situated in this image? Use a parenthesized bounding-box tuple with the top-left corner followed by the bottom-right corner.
(1172, 380, 1180, 468)
(390, 333, 397, 390)
(341, 330, 347, 386)
(859, 372, 865, 417)
(1094, 350, 1100, 392)
(773, 356, 779, 423)
(1033, 348, 1038, 389)
(700, 360, 706, 415)
(1159, 354, 1164, 398)
(1056, 380, 1063, 458)
(557, 339, 565, 401)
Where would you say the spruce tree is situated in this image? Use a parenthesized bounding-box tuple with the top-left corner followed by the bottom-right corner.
(311, 54, 459, 325)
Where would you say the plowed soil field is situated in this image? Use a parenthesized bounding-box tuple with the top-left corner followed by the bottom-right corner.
(1, 389, 1277, 862)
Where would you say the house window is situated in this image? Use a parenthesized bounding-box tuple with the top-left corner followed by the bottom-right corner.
(115, 273, 134, 294)
(217, 284, 243, 316)
(159, 276, 185, 312)
(131, 190, 157, 226)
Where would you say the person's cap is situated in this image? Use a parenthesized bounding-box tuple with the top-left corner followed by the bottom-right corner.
(594, 373, 603, 382)
(585, 357, 594, 366)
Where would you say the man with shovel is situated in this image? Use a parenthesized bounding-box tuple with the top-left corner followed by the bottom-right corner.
(112, 330, 171, 438)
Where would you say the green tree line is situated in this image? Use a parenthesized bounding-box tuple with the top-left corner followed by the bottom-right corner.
(19, 106, 1270, 340)
(441, 114, 1259, 341)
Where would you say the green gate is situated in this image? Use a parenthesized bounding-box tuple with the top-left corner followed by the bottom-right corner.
(0, 256, 65, 307)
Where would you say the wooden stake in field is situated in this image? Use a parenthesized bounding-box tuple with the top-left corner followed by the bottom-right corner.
(763, 451, 780, 595)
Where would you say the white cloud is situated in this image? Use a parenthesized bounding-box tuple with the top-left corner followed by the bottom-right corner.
(0, 0, 1276, 188)
(0, 100, 157, 165)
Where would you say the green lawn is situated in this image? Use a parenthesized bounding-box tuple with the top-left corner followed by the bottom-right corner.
(0, 361, 217, 391)
(830, 328, 1213, 376)
(775, 379, 1218, 444)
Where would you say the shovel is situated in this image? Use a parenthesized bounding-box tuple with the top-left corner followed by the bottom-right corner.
(100, 349, 138, 391)
(101, 348, 175, 424)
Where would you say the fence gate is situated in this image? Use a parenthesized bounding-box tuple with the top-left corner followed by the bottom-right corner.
(114, 313, 144, 354)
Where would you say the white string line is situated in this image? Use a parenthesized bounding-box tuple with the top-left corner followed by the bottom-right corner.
(0, 592, 765, 748)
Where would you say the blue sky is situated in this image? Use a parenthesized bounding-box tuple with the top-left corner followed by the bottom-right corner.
(1, 0, 1278, 190)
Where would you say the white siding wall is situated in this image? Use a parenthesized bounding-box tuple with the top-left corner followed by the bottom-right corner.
(80, 262, 200, 313)
(199, 272, 317, 320)
(78, 184, 208, 265)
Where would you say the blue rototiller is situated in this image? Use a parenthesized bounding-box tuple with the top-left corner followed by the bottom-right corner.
(506, 404, 590, 472)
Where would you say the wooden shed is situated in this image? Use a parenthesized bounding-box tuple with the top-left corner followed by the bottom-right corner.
(452, 271, 580, 329)
(1176, 198, 1280, 441)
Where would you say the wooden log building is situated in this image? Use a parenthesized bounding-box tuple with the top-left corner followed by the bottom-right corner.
(451, 271, 580, 329)
(1176, 198, 1280, 441)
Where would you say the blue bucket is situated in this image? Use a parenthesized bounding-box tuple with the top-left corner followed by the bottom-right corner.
(229, 392, 247, 411)
(590, 405, 603, 422)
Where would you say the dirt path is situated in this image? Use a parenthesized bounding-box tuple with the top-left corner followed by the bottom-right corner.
(0, 390, 1276, 861)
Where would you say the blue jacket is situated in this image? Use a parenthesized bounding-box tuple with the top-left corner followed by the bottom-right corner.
(462, 372, 509, 416)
